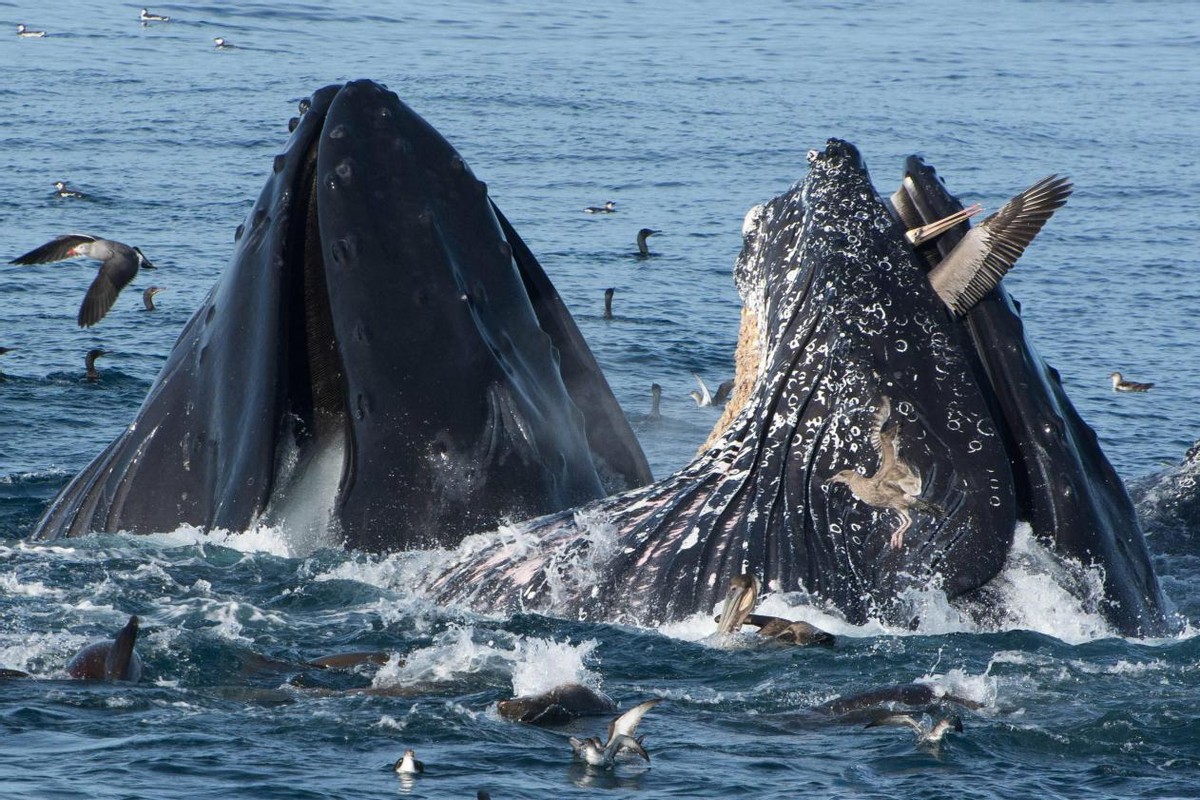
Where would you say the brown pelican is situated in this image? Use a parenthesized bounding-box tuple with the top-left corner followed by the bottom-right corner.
(11, 235, 156, 327)
(393, 749, 424, 774)
(586, 201, 616, 214)
(143, 285, 163, 311)
(603, 287, 614, 320)
(915, 175, 1073, 316)
(636, 228, 658, 257)
(827, 395, 940, 549)
(85, 348, 106, 382)
(16, 24, 46, 38)
(53, 181, 86, 199)
(140, 8, 170, 22)
(865, 713, 963, 746)
(569, 699, 660, 768)
(715, 574, 835, 646)
(1110, 371, 1153, 393)
(904, 203, 982, 246)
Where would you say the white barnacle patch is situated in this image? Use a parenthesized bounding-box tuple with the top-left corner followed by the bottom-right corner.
(894, 338, 908, 353)
(679, 528, 700, 550)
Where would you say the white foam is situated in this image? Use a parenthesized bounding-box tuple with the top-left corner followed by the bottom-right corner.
(510, 637, 600, 696)
(0, 571, 61, 598)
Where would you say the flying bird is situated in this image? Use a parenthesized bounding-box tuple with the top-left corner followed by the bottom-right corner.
(919, 175, 1073, 316)
(10, 235, 156, 327)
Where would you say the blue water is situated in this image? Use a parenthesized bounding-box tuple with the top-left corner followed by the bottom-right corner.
(3, 2, 1200, 797)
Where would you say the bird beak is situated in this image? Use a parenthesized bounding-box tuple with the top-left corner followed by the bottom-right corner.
(716, 577, 758, 634)
(905, 203, 982, 246)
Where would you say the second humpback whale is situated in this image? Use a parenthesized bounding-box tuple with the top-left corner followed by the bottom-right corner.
(30, 80, 652, 551)
(423, 139, 1170, 637)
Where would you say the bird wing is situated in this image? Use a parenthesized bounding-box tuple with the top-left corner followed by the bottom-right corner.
(864, 713, 923, 734)
(868, 396, 892, 462)
(78, 246, 141, 327)
(607, 698, 661, 743)
(78, 271, 120, 327)
(604, 733, 650, 763)
(10, 234, 98, 265)
(928, 175, 1073, 316)
(692, 373, 712, 406)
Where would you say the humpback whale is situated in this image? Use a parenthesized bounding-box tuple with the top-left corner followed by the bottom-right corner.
(65, 615, 143, 682)
(31, 80, 651, 551)
(423, 139, 1170, 637)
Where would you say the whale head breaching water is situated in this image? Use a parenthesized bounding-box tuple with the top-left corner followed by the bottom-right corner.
(30, 81, 651, 552)
(422, 138, 1170, 637)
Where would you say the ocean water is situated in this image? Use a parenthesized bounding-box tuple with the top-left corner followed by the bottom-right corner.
(2, 1, 1199, 798)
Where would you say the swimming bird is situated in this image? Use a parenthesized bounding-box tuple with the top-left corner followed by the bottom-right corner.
(636, 228, 658, 258)
(646, 383, 662, 420)
(1110, 371, 1153, 393)
(827, 395, 941, 549)
(85, 349, 106, 382)
(10, 234, 156, 327)
(569, 699, 660, 768)
(603, 287, 614, 320)
(393, 749, 424, 774)
(143, 285, 163, 311)
(689, 372, 713, 406)
(586, 201, 617, 214)
(0, 347, 13, 356)
(53, 181, 86, 199)
(214, 37, 235, 49)
(16, 24, 46, 38)
(864, 713, 963, 746)
(715, 574, 835, 646)
(921, 175, 1073, 316)
(140, 8, 170, 22)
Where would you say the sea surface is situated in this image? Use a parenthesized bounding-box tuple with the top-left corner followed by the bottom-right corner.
(2, 1, 1200, 798)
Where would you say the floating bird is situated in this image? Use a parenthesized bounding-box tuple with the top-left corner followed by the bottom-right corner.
(827, 395, 941, 549)
(17, 24, 46, 38)
(85, 348, 107, 382)
(689, 372, 712, 406)
(53, 181, 86, 199)
(143, 285, 163, 311)
(393, 749, 424, 775)
(636, 228, 658, 258)
(585, 200, 617, 214)
(920, 175, 1073, 316)
(1110, 371, 1153, 393)
(715, 574, 835, 646)
(214, 37, 235, 49)
(10, 234, 156, 327)
(865, 713, 963, 746)
(646, 383, 662, 420)
(0, 347, 13, 356)
(140, 8, 170, 22)
(603, 287, 614, 320)
(569, 699, 660, 768)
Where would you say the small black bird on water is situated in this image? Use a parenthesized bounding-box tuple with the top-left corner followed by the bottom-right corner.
(585, 200, 617, 214)
(636, 228, 658, 258)
(143, 286, 164, 311)
(85, 349, 107, 382)
(10, 234, 156, 327)
(603, 287, 614, 320)
(140, 8, 170, 22)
